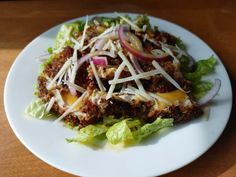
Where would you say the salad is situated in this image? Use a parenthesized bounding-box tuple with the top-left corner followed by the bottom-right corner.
(26, 13, 221, 146)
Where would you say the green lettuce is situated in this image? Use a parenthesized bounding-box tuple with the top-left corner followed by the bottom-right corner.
(66, 117, 173, 146)
(66, 124, 108, 144)
(134, 118, 173, 140)
(106, 118, 173, 145)
(191, 81, 213, 100)
(184, 55, 217, 82)
(90, 17, 120, 27)
(183, 55, 217, 99)
(25, 99, 53, 119)
(103, 115, 124, 126)
(106, 119, 135, 145)
(135, 14, 151, 30)
(54, 21, 84, 51)
(176, 37, 186, 50)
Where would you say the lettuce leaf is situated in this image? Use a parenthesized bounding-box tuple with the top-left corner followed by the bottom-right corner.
(54, 21, 84, 51)
(103, 115, 123, 126)
(176, 37, 186, 50)
(106, 118, 173, 145)
(25, 99, 53, 119)
(183, 55, 217, 99)
(184, 55, 217, 82)
(134, 118, 174, 141)
(90, 17, 120, 27)
(66, 124, 108, 144)
(106, 120, 135, 145)
(192, 81, 213, 100)
(135, 14, 151, 30)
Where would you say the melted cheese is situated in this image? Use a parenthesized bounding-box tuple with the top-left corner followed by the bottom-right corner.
(61, 92, 81, 110)
(157, 90, 188, 104)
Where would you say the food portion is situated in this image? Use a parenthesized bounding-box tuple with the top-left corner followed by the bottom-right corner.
(26, 13, 221, 146)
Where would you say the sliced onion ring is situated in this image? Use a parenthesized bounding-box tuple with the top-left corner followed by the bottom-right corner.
(118, 25, 170, 62)
(198, 79, 221, 106)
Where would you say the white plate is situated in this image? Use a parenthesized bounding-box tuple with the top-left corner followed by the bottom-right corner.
(4, 13, 232, 177)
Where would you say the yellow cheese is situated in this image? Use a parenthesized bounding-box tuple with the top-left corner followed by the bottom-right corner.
(61, 92, 81, 110)
(157, 90, 188, 104)
(156, 90, 188, 109)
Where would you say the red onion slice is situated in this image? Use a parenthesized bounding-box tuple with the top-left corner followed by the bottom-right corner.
(198, 79, 221, 106)
(92, 56, 108, 67)
(130, 54, 144, 73)
(118, 25, 170, 62)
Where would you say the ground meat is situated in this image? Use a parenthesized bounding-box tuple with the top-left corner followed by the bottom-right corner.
(142, 76, 175, 93)
(79, 100, 103, 127)
(107, 56, 122, 65)
(74, 62, 90, 88)
(64, 114, 80, 127)
(155, 32, 177, 46)
(146, 104, 203, 123)
(38, 76, 52, 102)
(140, 61, 191, 92)
(104, 99, 153, 120)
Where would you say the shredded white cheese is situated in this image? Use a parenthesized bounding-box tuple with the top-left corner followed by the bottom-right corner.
(110, 40, 117, 55)
(57, 69, 66, 86)
(54, 91, 87, 123)
(161, 45, 179, 64)
(106, 62, 126, 100)
(70, 37, 81, 50)
(54, 89, 65, 108)
(152, 60, 186, 92)
(109, 69, 160, 85)
(118, 51, 150, 99)
(102, 39, 112, 51)
(46, 97, 55, 112)
(90, 60, 106, 92)
(127, 85, 154, 101)
(47, 58, 72, 90)
(81, 25, 116, 51)
(115, 12, 142, 32)
(64, 80, 86, 93)
(79, 15, 89, 49)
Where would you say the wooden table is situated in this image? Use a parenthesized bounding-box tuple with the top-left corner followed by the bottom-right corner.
(1, 0, 236, 176)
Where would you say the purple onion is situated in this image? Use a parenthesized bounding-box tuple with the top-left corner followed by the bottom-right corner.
(198, 79, 221, 106)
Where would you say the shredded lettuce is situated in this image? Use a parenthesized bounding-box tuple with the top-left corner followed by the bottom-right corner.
(47, 47, 53, 54)
(106, 118, 173, 145)
(134, 118, 173, 141)
(66, 117, 173, 146)
(103, 115, 123, 126)
(183, 55, 217, 99)
(135, 14, 151, 30)
(54, 21, 84, 51)
(192, 81, 213, 100)
(25, 99, 53, 119)
(66, 124, 108, 144)
(176, 37, 186, 50)
(90, 16, 120, 27)
(106, 120, 135, 145)
(184, 55, 217, 82)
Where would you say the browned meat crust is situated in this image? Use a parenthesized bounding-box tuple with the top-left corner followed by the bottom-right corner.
(37, 26, 202, 128)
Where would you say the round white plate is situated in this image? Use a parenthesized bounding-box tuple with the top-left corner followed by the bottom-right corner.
(4, 13, 232, 177)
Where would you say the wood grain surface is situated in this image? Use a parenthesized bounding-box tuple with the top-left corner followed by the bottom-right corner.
(0, 0, 235, 177)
